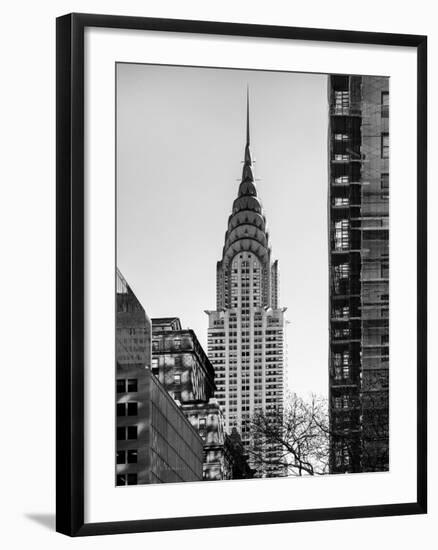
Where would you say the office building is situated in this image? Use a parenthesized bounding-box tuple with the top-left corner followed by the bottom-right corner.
(205, 95, 286, 477)
(116, 271, 203, 484)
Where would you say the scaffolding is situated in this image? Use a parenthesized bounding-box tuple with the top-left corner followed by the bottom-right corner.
(328, 75, 389, 474)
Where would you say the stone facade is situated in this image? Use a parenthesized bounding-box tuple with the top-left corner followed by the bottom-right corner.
(151, 322, 216, 405)
(183, 400, 233, 481)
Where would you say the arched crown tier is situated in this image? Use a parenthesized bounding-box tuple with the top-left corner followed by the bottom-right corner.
(232, 195, 262, 215)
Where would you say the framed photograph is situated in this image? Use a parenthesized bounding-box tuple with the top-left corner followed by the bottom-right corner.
(56, 13, 427, 536)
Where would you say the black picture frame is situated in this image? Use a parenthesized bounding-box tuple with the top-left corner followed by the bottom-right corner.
(56, 12, 427, 537)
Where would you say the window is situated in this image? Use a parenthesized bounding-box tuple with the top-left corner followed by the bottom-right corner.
(334, 175, 349, 185)
(127, 449, 138, 464)
(173, 339, 181, 350)
(116, 474, 138, 486)
(127, 379, 137, 392)
(174, 373, 181, 385)
(116, 449, 138, 464)
(334, 90, 349, 114)
(381, 261, 389, 278)
(335, 264, 350, 279)
(116, 403, 125, 416)
(334, 396, 342, 409)
(381, 173, 389, 190)
(199, 418, 207, 440)
(117, 426, 138, 440)
(333, 305, 349, 319)
(116, 379, 125, 393)
(343, 363, 350, 379)
(381, 91, 389, 118)
(173, 391, 181, 402)
(127, 426, 137, 440)
(127, 402, 138, 416)
(334, 219, 350, 250)
(334, 197, 349, 207)
(381, 133, 389, 159)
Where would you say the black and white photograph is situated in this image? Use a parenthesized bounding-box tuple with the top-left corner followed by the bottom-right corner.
(1, 1, 431, 545)
(115, 64, 390, 486)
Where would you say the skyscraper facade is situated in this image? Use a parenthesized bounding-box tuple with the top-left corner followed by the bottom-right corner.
(328, 75, 389, 473)
(206, 96, 286, 477)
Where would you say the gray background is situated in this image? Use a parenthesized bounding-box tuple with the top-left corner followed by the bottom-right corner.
(117, 63, 328, 396)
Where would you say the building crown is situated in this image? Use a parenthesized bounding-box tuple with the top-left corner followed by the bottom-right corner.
(214, 89, 280, 310)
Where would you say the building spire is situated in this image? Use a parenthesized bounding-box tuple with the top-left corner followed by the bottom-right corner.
(246, 86, 250, 147)
(244, 86, 252, 168)
(238, 88, 256, 196)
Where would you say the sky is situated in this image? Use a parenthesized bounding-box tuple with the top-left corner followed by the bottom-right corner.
(117, 63, 329, 397)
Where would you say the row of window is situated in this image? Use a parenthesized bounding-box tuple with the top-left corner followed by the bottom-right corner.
(210, 340, 282, 349)
(117, 426, 137, 440)
(336, 134, 388, 160)
(333, 396, 354, 410)
(332, 90, 388, 117)
(117, 379, 138, 393)
(117, 402, 138, 416)
(121, 328, 148, 336)
(118, 337, 146, 345)
(116, 473, 137, 486)
(332, 130, 388, 160)
(117, 449, 138, 464)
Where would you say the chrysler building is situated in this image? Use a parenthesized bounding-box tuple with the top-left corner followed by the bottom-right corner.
(206, 93, 286, 476)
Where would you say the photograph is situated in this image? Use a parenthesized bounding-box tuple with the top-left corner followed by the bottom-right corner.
(115, 63, 390, 486)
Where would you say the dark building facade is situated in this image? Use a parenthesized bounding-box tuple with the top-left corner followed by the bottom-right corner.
(227, 427, 256, 479)
(116, 271, 203, 485)
(328, 76, 389, 474)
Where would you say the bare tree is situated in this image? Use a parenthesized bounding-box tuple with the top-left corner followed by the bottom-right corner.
(249, 392, 330, 476)
(250, 391, 389, 476)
